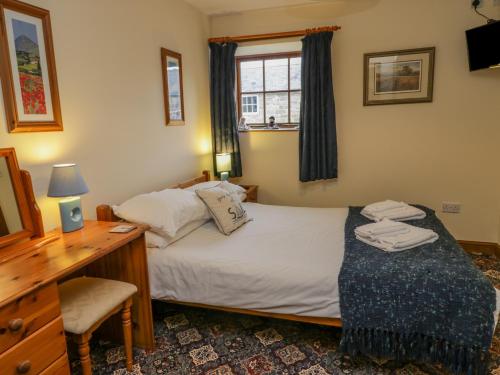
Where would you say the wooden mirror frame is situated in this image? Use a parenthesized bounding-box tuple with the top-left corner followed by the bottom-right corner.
(161, 48, 185, 126)
(0, 148, 42, 248)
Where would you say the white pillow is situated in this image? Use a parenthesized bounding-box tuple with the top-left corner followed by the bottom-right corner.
(185, 181, 221, 191)
(145, 219, 207, 248)
(196, 187, 251, 235)
(186, 181, 247, 202)
(113, 189, 210, 237)
(145, 231, 169, 248)
(219, 181, 247, 202)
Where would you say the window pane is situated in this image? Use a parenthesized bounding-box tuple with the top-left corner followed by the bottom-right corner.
(240, 60, 263, 92)
(241, 93, 264, 124)
(290, 57, 301, 90)
(265, 59, 288, 91)
(265, 92, 289, 124)
(290, 91, 301, 123)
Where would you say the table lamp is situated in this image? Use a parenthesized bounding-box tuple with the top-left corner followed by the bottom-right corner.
(216, 153, 231, 181)
(48, 164, 89, 233)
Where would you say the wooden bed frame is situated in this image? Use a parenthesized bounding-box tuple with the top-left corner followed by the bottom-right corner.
(96, 171, 343, 328)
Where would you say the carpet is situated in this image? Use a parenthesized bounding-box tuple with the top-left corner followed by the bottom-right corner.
(68, 253, 500, 375)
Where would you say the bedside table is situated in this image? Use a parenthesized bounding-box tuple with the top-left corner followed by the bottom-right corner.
(239, 185, 258, 203)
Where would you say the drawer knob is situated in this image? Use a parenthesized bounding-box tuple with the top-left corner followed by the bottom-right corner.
(16, 360, 31, 374)
(8, 318, 24, 332)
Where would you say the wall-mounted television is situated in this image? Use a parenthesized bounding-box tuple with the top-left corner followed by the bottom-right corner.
(466, 21, 500, 71)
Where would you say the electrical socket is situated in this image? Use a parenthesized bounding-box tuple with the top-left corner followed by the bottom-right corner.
(442, 202, 461, 214)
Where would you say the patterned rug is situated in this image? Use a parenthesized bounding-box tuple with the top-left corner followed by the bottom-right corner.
(68, 253, 500, 375)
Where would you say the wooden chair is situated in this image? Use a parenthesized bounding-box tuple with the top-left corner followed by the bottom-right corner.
(58, 277, 137, 375)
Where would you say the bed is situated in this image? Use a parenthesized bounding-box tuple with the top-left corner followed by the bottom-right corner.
(96, 171, 500, 331)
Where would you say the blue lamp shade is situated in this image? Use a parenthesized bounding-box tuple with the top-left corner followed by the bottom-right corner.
(48, 164, 89, 233)
(216, 153, 232, 181)
(48, 164, 89, 197)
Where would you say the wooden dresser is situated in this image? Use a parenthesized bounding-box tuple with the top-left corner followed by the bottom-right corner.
(0, 222, 154, 375)
(0, 282, 68, 374)
(0, 148, 154, 374)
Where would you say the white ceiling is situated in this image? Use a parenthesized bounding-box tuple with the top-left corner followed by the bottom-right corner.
(184, 0, 322, 16)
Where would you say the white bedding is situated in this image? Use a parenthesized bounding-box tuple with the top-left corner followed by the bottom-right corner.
(147, 202, 500, 325)
(148, 203, 347, 318)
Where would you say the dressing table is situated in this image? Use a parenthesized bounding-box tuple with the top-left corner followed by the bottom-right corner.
(0, 148, 154, 374)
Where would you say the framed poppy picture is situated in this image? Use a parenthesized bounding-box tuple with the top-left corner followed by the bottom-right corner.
(363, 47, 435, 106)
(0, 0, 62, 132)
(161, 48, 185, 126)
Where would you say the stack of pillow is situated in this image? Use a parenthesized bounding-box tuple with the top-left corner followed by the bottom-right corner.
(113, 181, 251, 249)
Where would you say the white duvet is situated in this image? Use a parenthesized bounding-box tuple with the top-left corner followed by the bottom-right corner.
(147, 203, 500, 326)
(148, 203, 347, 318)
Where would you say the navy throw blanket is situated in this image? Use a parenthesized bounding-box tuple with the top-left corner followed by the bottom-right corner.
(339, 206, 496, 375)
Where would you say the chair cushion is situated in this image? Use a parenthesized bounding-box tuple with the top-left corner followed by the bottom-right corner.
(59, 277, 137, 334)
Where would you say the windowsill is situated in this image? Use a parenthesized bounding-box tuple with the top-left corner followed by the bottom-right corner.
(239, 127, 299, 133)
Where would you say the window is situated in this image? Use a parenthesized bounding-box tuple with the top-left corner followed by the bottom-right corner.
(237, 52, 301, 131)
(242, 95, 258, 113)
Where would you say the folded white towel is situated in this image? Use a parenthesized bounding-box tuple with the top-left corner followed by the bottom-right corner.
(362, 200, 407, 214)
(361, 204, 426, 222)
(355, 220, 438, 252)
(355, 218, 410, 240)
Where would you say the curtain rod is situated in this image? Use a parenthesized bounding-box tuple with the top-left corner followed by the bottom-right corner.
(208, 26, 341, 44)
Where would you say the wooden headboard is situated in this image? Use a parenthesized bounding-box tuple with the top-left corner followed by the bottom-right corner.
(96, 170, 211, 222)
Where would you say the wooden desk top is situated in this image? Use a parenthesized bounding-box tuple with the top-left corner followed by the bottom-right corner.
(0, 221, 147, 307)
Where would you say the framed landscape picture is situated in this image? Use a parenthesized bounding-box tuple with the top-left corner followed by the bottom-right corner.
(0, 0, 62, 132)
(161, 48, 185, 126)
(364, 47, 435, 106)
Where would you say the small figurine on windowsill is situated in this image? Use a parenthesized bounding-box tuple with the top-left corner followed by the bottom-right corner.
(238, 117, 249, 131)
(268, 116, 279, 129)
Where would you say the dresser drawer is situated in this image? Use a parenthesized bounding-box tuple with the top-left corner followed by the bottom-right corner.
(0, 317, 66, 375)
(0, 283, 60, 353)
(39, 353, 70, 375)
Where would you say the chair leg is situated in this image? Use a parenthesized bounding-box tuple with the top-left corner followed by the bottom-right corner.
(121, 297, 134, 371)
(75, 333, 92, 375)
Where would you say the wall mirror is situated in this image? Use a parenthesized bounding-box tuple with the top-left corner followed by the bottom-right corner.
(0, 148, 36, 248)
(161, 48, 185, 126)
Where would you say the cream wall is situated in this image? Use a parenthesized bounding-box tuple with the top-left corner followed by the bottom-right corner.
(0, 0, 212, 231)
(212, 0, 500, 243)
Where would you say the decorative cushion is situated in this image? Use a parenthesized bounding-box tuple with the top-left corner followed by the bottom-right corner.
(59, 277, 137, 334)
(196, 187, 251, 235)
(113, 188, 210, 237)
(186, 181, 247, 202)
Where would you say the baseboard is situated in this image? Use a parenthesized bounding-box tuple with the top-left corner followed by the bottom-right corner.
(458, 240, 500, 257)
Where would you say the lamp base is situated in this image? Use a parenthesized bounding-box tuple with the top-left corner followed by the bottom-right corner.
(59, 197, 84, 233)
(220, 171, 229, 181)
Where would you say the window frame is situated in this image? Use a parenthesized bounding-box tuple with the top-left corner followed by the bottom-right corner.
(236, 51, 302, 131)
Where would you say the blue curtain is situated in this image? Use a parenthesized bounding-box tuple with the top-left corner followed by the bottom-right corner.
(299, 31, 337, 182)
(209, 42, 242, 178)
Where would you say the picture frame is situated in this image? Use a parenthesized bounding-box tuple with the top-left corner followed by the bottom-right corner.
(363, 47, 435, 106)
(161, 48, 185, 126)
(0, 0, 62, 132)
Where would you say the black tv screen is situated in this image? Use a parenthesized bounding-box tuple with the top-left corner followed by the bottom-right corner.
(466, 21, 500, 71)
